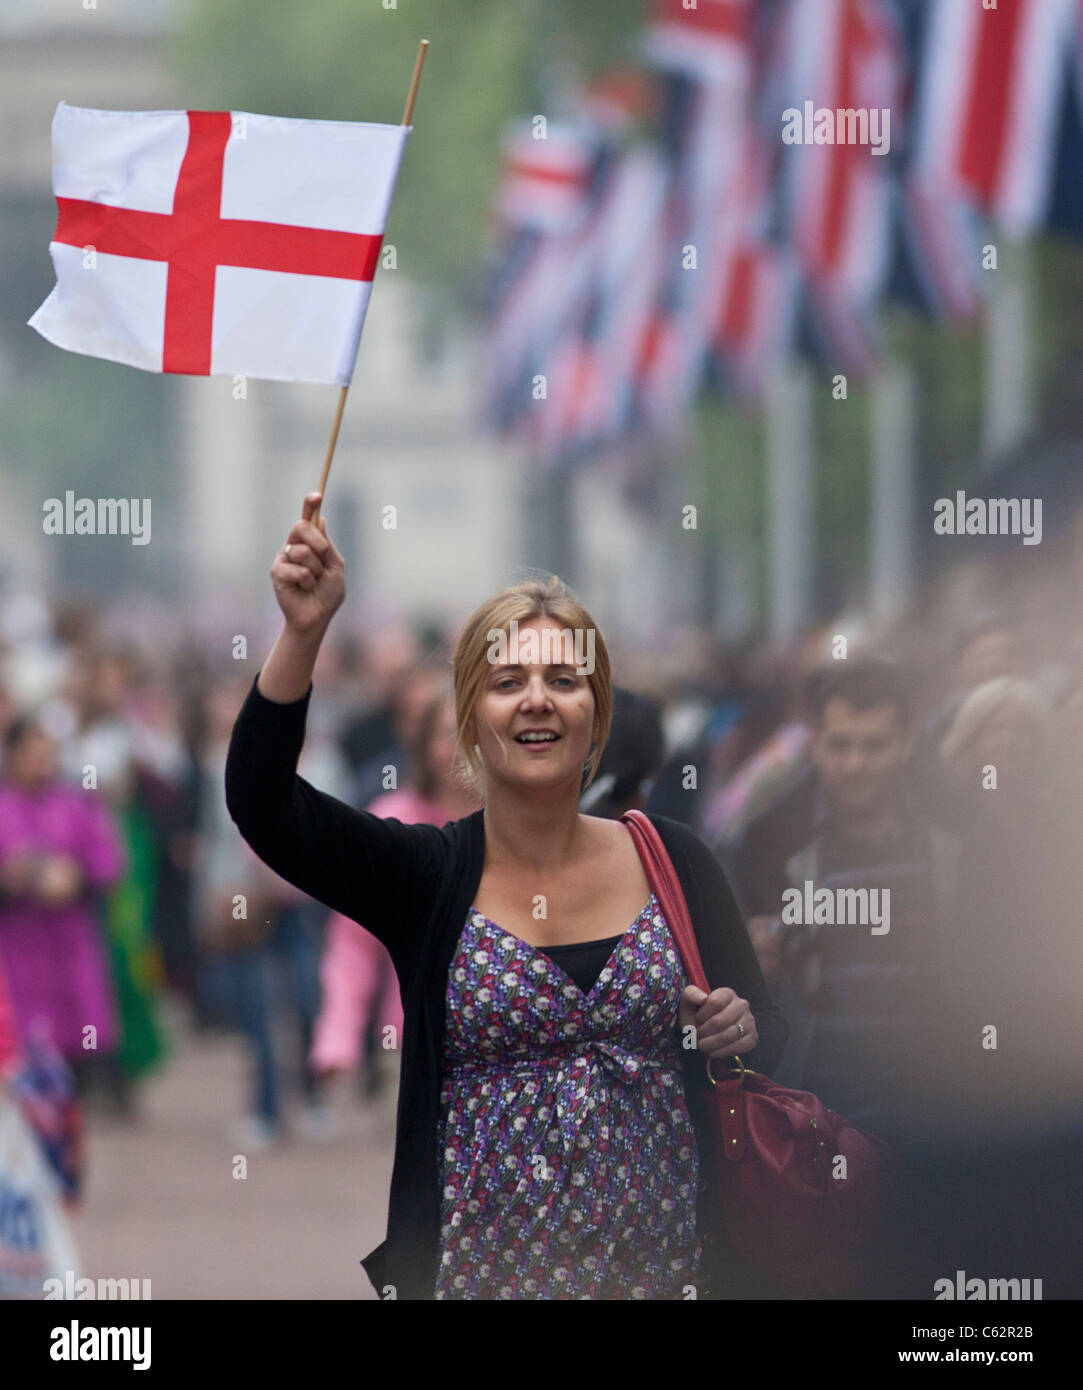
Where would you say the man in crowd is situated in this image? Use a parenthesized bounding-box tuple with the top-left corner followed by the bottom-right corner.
(732, 659, 957, 1145)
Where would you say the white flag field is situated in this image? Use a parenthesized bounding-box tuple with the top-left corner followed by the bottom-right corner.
(28, 102, 411, 386)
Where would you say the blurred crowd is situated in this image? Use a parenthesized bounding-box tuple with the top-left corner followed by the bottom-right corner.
(0, 541, 1081, 1293)
(641, 602, 1082, 1132)
(0, 597, 485, 1150)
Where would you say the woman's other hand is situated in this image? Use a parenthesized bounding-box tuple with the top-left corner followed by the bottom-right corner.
(679, 985, 758, 1062)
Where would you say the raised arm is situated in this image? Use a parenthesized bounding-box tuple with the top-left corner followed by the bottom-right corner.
(257, 490, 345, 703)
(225, 492, 444, 952)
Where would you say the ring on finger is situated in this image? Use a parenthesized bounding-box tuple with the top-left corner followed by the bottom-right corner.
(283, 544, 292, 559)
(735, 1020, 745, 1038)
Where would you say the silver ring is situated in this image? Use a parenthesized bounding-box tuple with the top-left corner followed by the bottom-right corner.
(736, 1021, 745, 1038)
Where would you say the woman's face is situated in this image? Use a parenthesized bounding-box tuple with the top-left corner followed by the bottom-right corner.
(6, 728, 56, 788)
(471, 616, 597, 795)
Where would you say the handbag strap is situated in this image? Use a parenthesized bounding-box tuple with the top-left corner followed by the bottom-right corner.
(621, 810, 749, 1156)
(620, 809, 710, 994)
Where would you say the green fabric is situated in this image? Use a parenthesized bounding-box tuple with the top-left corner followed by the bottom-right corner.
(104, 798, 167, 1077)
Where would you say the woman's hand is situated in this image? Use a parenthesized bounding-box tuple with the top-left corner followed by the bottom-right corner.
(271, 492, 345, 636)
(679, 985, 758, 1062)
(34, 854, 84, 908)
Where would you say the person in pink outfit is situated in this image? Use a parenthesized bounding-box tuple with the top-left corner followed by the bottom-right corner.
(311, 682, 479, 1092)
(0, 955, 18, 1079)
(0, 715, 126, 1070)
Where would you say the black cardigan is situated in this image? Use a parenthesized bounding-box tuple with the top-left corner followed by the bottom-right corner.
(225, 674, 788, 1299)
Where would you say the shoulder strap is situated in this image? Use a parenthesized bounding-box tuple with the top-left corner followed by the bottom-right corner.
(621, 809, 711, 994)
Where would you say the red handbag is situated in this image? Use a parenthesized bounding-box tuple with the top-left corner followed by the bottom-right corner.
(621, 809, 895, 1298)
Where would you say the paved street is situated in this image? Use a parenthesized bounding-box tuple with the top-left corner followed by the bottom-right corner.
(69, 1006, 399, 1300)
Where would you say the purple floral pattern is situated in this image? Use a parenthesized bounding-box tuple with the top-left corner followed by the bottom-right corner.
(435, 892, 702, 1299)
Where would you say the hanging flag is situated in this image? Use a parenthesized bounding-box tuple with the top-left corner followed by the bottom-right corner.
(779, 0, 903, 377)
(629, 172, 702, 437)
(913, 0, 1075, 239)
(493, 118, 597, 234)
(706, 131, 797, 399)
(892, 178, 984, 322)
(479, 120, 604, 439)
(529, 147, 673, 460)
(510, 147, 637, 464)
(524, 74, 663, 458)
(28, 102, 410, 386)
(883, 0, 984, 322)
(1045, 0, 1083, 237)
(635, 27, 754, 435)
(583, 68, 655, 136)
(645, 0, 754, 81)
(579, 148, 674, 448)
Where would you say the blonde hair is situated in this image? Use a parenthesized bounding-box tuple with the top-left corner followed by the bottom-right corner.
(940, 676, 1050, 771)
(451, 576, 612, 800)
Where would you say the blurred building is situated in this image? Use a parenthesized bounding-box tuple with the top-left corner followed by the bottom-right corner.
(0, 0, 186, 604)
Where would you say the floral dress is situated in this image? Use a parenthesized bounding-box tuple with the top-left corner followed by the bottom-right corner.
(434, 891, 702, 1299)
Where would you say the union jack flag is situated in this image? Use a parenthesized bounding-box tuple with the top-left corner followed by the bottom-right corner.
(778, 0, 903, 377)
(479, 119, 604, 439)
(635, 7, 755, 434)
(913, 0, 1076, 239)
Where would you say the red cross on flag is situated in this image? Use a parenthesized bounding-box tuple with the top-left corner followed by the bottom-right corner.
(28, 102, 411, 386)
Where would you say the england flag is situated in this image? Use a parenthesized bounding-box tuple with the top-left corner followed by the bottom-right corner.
(28, 102, 410, 386)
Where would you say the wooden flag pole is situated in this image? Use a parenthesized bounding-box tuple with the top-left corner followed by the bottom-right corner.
(311, 38, 429, 524)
